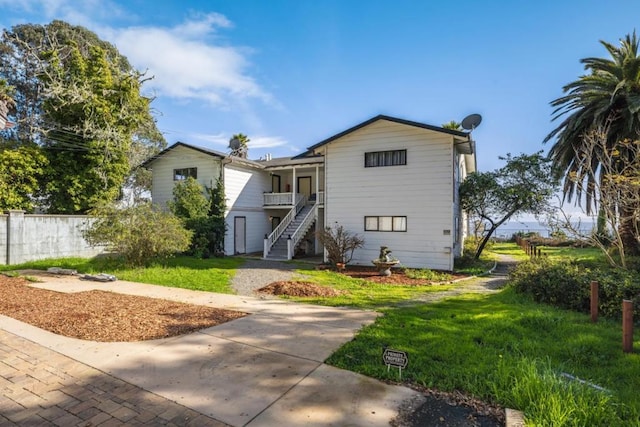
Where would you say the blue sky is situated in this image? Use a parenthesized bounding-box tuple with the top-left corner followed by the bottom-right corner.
(1, 0, 640, 174)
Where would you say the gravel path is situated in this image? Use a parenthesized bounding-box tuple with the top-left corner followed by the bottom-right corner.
(231, 258, 302, 295)
(396, 254, 518, 306)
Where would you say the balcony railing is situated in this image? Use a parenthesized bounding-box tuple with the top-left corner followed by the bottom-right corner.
(264, 191, 324, 206)
(263, 192, 294, 206)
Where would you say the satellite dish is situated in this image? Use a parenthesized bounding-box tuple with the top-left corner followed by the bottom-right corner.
(229, 137, 241, 150)
(461, 114, 482, 131)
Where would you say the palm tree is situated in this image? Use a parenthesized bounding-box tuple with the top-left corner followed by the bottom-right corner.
(545, 31, 640, 254)
(442, 120, 462, 131)
(229, 133, 249, 158)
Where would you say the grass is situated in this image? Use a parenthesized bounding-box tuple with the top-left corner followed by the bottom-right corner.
(284, 267, 457, 309)
(536, 245, 607, 264)
(5, 244, 635, 425)
(402, 268, 453, 281)
(326, 288, 640, 426)
(0, 255, 245, 293)
(489, 242, 532, 261)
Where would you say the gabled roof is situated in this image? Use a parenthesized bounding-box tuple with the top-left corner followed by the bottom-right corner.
(141, 141, 265, 169)
(296, 114, 471, 158)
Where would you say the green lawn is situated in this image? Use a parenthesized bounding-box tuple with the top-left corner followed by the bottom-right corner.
(0, 255, 245, 293)
(285, 267, 457, 309)
(536, 245, 607, 264)
(489, 242, 532, 261)
(4, 245, 637, 425)
(327, 288, 640, 426)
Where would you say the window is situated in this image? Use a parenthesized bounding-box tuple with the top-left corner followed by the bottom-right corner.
(174, 167, 197, 181)
(364, 149, 407, 167)
(364, 216, 407, 232)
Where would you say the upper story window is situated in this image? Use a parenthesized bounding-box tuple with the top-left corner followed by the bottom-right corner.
(364, 149, 407, 167)
(174, 167, 197, 181)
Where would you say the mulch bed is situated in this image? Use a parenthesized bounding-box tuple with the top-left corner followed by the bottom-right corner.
(257, 281, 344, 297)
(256, 266, 472, 298)
(328, 265, 469, 286)
(0, 275, 246, 342)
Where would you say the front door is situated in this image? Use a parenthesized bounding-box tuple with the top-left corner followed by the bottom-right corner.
(234, 216, 246, 254)
(271, 174, 281, 192)
(297, 176, 312, 200)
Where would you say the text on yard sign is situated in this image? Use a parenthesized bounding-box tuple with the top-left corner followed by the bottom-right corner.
(383, 348, 408, 368)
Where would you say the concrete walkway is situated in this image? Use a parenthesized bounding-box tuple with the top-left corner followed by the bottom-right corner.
(1, 275, 424, 426)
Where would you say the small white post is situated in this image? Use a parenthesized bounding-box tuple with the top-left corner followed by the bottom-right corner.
(287, 237, 293, 260)
(263, 237, 269, 258)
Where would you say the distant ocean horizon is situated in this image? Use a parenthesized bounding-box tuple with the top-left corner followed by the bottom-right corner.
(492, 220, 597, 239)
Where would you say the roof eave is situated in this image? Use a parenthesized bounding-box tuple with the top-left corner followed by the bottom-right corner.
(304, 114, 470, 154)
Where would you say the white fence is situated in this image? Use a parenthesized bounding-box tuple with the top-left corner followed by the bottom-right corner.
(0, 210, 104, 265)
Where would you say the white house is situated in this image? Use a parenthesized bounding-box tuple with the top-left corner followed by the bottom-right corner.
(144, 115, 477, 270)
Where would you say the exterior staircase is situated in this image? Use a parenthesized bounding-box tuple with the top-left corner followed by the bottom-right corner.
(265, 204, 316, 260)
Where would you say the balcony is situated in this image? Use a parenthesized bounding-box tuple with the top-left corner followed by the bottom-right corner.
(264, 191, 324, 207)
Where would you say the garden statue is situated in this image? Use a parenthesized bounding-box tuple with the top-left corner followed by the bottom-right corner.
(379, 246, 393, 262)
(372, 246, 399, 276)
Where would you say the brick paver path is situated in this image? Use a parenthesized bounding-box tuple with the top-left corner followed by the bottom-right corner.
(0, 330, 228, 427)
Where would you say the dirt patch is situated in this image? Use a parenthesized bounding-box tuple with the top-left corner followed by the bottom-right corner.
(330, 266, 469, 286)
(0, 275, 246, 342)
(257, 281, 344, 297)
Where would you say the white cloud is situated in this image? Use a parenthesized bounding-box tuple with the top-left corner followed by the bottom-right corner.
(173, 13, 232, 37)
(2, 3, 272, 107)
(190, 132, 228, 147)
(0, 0, 125, 27)
(249, 136, 290, 149)
(191, 132, 289, 150)
(104, 14, 271, 106)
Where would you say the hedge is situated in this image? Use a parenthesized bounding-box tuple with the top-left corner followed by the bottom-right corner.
(509, 258, 640, 320)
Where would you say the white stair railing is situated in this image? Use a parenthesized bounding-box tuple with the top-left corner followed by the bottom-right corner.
(263, 194, 306, 257)
(287, 204, 318, 260)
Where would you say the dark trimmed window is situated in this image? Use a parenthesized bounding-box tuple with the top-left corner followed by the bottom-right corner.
(174, 167, 197, 181)
(364, 216, 407, 232)
(364, 149, 407, 167)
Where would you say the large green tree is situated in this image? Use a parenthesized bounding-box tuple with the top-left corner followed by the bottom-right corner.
(460, 152, 558, 258)
(0, 20, 165, 213)
(169, 177, 227, 258)
(544, 31, 640, 253)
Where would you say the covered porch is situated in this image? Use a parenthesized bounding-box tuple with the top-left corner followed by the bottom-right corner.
(262, 158, 325, 208)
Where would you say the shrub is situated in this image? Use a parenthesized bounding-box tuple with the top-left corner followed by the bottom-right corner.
(509, 258, 640, 319)
(169, 177, 226, 257)
(83, 203, 192, 266)
(316, 223, 364, 267)
(169, 177, 209, 219)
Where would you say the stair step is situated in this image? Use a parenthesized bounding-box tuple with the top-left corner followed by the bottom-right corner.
(266, 205, 316, 258)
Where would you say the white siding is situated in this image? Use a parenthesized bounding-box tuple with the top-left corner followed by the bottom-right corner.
(323, 120, 456, 270)
(223, 163, 271, 255)
(149, 145, 222, 209)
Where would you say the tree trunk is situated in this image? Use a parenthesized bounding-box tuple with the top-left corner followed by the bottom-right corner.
(619, 206, 639, 256)
(474, 225, 499, 259)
